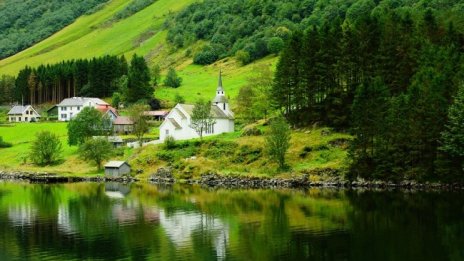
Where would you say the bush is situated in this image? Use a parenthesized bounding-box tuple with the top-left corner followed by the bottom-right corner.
(236, 50, 251, 65)
(30, 131, 62, 166)
(193, 45, 219, 65)
(267, 37, 284, 54)
(164, 136, 176, 150)
(78, 138, 113, 170)
(163, 67, 182, 88)
(0, 136, 12, 148)
(241, 126, 262, 136)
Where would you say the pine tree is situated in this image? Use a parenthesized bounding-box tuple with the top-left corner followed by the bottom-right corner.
(126, 54, 152, 103)
(440, 84, 464, 164)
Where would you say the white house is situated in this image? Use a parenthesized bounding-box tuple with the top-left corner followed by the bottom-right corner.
(159, 71, 234, 141)
(7, 105, 41, 122)
(57, 97, 109, 121)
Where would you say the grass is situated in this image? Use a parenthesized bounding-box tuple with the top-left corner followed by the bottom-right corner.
(129, 125, 353, 180)
(0, 0, 279, 106)
(0, 122, 132, 175)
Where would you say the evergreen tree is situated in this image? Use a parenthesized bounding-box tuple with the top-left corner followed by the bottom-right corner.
(163, 67, 182, 88)
(126, 54, 152, 103)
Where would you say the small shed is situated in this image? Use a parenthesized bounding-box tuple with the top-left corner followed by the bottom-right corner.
(104, 161, 131, 177)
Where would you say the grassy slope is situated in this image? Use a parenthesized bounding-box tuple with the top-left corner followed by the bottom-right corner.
(0, 0, 278, 105)
(130, 126, 352, 180)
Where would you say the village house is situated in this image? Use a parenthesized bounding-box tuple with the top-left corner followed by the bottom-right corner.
(56, 97, 109, 121)
(113, 116, 134, 134)
(144, 110, 169, 121)
(159, 72, 234, 141)
(104, 161, 131, 177)
(7, 105, 41, 123)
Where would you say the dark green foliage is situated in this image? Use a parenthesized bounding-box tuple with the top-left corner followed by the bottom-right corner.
(167, 0, 319, 65)
(13, 55, 128, 105)
(163, 68, 182, 88)
(126, 54, 152, 103)
(30, 131, 62, 166)
(441, 84, 464, 158)
(272, 2, 464, 180)
(0, 75, 15, 105)
(0, 0, 108, 58)
(78, 138, 113, 170)
(67, 107, 108, 146)
(0, 137, 12, 148)
(112, 0, 155, 21)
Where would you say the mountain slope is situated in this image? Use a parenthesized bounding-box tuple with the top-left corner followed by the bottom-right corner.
(0, 0, 277, 104)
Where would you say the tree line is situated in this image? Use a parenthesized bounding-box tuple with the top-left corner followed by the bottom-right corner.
(3, 54, 152, 106)
(273, 6, 464, 181)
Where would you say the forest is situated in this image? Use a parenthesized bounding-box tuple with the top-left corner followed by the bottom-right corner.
(2, 55, 152, 106)
(167, 0, 464, 65)
(273, 1, 464, 181)
(0, 0, 109, 59)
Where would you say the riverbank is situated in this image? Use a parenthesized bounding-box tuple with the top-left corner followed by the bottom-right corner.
(0, 171, 138, 183)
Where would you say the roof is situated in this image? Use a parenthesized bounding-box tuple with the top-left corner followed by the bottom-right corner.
(113, 116, 134, 125)
(96, 105, 119, 116)
(7, 105, 40, 116)
(57, 97, 108, 107)
(177, 104, 233, 119)
(144, 110, 169, 117)
(105, 161, 130, 168)
(8, 105, 28, 115)
(168, 118, 181, 129)
(212, 95, 228, 103)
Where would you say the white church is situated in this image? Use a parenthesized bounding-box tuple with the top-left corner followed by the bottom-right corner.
(159, 71, 234, 141)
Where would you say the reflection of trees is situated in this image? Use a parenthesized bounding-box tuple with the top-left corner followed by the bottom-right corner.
(346, 191, 464, 260)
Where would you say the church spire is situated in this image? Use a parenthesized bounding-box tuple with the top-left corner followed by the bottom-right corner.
(217, 69, 223, 92)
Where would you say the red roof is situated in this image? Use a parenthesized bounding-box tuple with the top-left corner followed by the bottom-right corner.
(96, 105, 119, 116)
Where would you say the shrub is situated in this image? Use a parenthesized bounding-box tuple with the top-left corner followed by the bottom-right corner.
(241, 126, 262, 137)
(267, 37, 284, 54)
(163, 67, 182, 88)
(30, 131, 62, 166)
(164, 136, 176, 150)
(0, 136, 12, 148)
(78, 138, 113, 170)
(265, 116, 291, 170)
(236, 50, 251, 65)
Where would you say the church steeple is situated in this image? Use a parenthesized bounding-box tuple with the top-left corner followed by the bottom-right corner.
(217, 70, 224, 95)
(213, 70, 229, 111)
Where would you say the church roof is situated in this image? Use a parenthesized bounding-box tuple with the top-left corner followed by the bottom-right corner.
(212, 95, 228, 103)
(177, 104, 233, 119)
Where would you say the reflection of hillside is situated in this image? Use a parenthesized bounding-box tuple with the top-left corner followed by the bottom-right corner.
(159, 209, 229, 260)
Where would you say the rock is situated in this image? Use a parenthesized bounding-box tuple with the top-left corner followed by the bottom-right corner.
(321, 129, 331, 136)
(241, 126, 262, 137)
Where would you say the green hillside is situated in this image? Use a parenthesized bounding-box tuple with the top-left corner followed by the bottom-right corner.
(0, 0, 278, 104)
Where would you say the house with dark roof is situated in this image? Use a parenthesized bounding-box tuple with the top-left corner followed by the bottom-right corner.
(7, 105, 41, 122)
(57, 97, 109, 121)
(159, 71, 234, 141)
(113, 116, 134, 134)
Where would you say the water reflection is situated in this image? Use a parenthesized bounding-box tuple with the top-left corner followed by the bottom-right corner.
(0, 182, 460, 260)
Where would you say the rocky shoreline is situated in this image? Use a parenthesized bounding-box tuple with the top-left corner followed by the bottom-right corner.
(0, 171, 138, 183)
(1, 169, 463, 190)
(149, 168, 464, 190)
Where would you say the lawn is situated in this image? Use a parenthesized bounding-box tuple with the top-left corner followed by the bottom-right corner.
(0, 122, 133, 175)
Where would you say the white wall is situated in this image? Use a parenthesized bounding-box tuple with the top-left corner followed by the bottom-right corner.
(58, 105, 85, 121)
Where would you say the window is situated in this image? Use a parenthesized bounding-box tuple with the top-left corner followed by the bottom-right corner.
(25, 117, 28, 121)
(19, 117, 21, 121)
(165, 130, 169, 135)
(77, 106, 81, 111)
(61, 114, 67, 119)
(70, 113, 73, 118)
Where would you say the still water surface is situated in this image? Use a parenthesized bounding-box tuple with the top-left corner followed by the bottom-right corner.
(0, 182, 462, 260)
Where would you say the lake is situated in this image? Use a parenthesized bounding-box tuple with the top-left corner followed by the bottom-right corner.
(0, 182, 461, 260)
